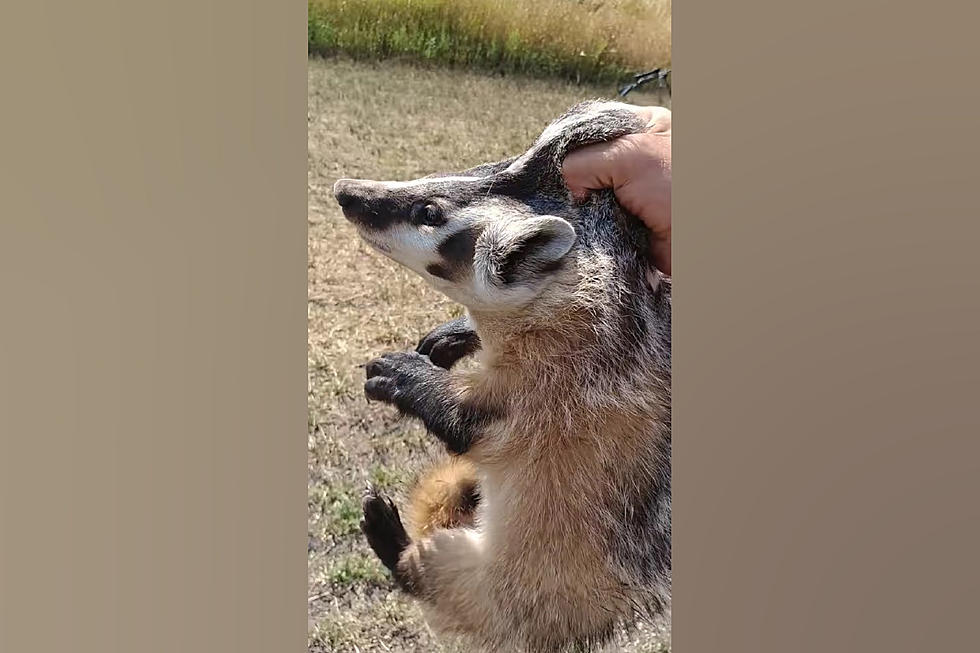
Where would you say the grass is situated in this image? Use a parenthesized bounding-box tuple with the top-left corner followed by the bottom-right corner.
(308, 56, 669, 651)
(325, 552, 389, 587)
(370, 464, 410, 491)
(309, 483, 362, 536)
(309, 0, 670, 83)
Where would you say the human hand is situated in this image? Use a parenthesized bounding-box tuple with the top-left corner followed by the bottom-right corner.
(562, 106, 672, 275)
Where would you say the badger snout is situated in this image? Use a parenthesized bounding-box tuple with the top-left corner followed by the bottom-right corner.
(333, 178, 395, 231)
(332, 178, 368, 221)
(332, 178, 359, 210)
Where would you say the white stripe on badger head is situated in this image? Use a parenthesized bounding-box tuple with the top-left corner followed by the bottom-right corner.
(378, 176, 483, 190)
(504, 101, 638, 175)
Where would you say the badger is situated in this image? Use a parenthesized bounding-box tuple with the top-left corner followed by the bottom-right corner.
(332, 101, 671, 652)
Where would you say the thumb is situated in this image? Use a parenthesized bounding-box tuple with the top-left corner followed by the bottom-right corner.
(561, 140, 619, 200)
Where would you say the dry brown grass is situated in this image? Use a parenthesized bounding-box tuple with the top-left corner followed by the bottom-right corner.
(308, 56, 670, 652)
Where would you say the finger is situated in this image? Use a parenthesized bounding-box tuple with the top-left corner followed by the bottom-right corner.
(639, 106, 671, 134)
(561, 141, 618, 199)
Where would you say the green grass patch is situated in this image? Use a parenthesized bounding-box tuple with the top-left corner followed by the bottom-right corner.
(309, 0, 670, 83)
(370, 464, 409, 491)
(326, 552, 388, 587)
(309, 484, 363, 537)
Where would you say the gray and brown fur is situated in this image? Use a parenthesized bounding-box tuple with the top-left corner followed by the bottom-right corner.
(333, 101, 671, 652)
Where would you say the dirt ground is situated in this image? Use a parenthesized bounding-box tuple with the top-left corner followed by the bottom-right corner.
(308, 56, 670, 652)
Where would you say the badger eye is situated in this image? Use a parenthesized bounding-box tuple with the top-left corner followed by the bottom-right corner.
(413, 203, 445, 227)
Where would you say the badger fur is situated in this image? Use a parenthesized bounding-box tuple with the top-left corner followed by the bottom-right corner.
(333, 101, 671, 652)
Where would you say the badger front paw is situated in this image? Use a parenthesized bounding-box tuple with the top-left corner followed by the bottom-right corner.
(416, 317, 481, 369)
(364, 351, 443, 412)
(363, 350, 479, 455)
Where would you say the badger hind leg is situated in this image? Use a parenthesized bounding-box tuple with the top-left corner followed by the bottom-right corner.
(407, 456, 480, 540)
(360, 488, 411, 577)
(361, 458, 480, 595)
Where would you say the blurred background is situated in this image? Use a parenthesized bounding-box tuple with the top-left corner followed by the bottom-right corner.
(308, 2, 671, 651)
(309, 0, 669, 84)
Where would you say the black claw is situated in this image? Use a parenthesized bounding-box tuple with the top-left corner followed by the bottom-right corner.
(426, 337, 465, 369)
(359, 346, 476, 454)
(416, 318, 481, 369)
(364, 376, 394, 402)
(361, 487, 410, 573)
(365, 358, 388, 379)
(362, 351, 441, 406)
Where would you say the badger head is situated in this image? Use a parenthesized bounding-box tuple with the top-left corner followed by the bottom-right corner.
(333, 101, 656, 317)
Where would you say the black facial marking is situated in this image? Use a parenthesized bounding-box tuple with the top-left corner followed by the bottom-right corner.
(437, 227, 479, 265)
(427, 227, 481, 282)
(426, 263, 451, 280)
(334, 181, 416, 231)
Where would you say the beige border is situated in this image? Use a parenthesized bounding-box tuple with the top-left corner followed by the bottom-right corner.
(0, 2, 307, 651)
(675, 1, 980, 650)
(4, 1, 980, 651)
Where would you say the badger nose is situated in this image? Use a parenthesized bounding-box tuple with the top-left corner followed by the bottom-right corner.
(333, 179, 363, 211)
(332, 178, 396, 230)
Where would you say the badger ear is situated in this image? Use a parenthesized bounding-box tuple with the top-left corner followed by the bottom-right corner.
(483, 216, 576, 285)
(519, 101, 650, 184)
